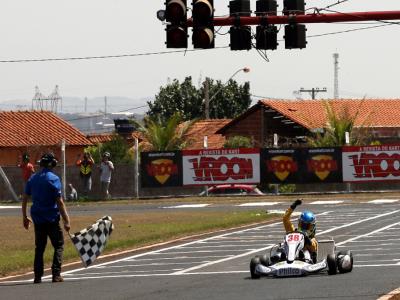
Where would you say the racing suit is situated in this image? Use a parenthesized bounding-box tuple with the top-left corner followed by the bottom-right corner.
(283, 207, 318, 257)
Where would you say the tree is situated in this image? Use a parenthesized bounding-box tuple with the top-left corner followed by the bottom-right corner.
(307, 100, 370, 147)
(131, 112, 194, 151)
(147, 76, 251, 121)
(224, 136, 253, 148)
(86, 134, 133, 164)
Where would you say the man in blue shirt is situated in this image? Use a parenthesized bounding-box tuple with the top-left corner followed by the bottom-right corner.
(22, 153, 71, 284)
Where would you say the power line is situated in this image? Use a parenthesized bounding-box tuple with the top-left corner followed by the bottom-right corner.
(0, 47, 229, 64)
(0, 19, 397, 64)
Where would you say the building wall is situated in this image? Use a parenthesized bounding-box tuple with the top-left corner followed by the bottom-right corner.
(223, 107, 263, 147)
(0, 146, 86, 167)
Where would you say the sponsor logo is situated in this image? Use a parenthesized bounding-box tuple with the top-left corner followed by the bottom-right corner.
(188, 156, 253, 182)
(267, 155, 298, 181)
(146, 159, 178, 184)
(307, 154, 338, 180)
(350, 153, 400, 178)
(277, 267, 301, 276)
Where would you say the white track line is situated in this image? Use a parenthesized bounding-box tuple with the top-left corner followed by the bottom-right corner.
(368, 199, 399, 204)
(163, 204, 210, 208)
(310, 200, 344, 205)
(237, 202, 281, 207)
(336, 221, 400, 246)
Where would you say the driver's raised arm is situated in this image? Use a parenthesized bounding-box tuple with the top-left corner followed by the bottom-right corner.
(283, 200, 302, 233)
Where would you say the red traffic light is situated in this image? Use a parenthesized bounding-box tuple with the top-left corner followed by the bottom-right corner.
(167, 26, 188, 48)
(192, 0, 213, 23)
(166, 0, 187, 22)
(192, 28, 214, 48)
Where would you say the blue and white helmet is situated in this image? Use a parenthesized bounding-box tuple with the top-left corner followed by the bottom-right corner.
(298, 211, 316, 238)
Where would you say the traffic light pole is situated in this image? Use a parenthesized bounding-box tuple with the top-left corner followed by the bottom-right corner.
(187, 11, 400, 27)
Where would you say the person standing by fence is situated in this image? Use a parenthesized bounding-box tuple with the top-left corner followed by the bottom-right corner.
(17, 153, 35, 195)
(100, 152, 114, 199)
(76, 152, 94, 198)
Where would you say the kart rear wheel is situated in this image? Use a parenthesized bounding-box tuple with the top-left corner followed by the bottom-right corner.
(327, 254, 337, 275)
(337, 250, 353, 273)
(250, 257, 261, 279)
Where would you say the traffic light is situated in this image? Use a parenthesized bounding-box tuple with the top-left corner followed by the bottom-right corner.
(284, 24, 307, 49)
(165, 0, 188, 48)
(283, 0, 306, 49)
(229, 0, 252, 51)
(192, 0, 215, 49)
(255, 0, 278, 50)
(283, 0, 305, 15)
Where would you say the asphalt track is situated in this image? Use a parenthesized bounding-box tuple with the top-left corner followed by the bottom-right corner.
(2, 199, 400, 300)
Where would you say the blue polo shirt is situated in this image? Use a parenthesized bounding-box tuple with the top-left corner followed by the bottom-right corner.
(25, 168, 62, 224)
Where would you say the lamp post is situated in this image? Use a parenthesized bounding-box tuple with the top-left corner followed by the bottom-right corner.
(204, 67, 250, 119)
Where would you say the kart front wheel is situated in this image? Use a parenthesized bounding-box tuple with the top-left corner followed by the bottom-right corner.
(250, 257, 261, 279)
(327, 254, 337, 275)
(260, 254, 271, 267)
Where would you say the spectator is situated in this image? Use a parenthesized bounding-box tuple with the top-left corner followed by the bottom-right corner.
(18, 153, 35, 189)
(100, 152, 114, 199)
(67, 183, 78, 201)
(76, 152, 94, 197)
(21, 152, 70, 284)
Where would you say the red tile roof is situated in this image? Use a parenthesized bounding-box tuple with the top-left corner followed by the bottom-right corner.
(261, 99, 400, 129)
(0, 111, 92, 147)
(184, 119, 232, 149)
(86, 132, 142, 144)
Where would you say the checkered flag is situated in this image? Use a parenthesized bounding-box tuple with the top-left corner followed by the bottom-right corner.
(70, 216, 114, 267)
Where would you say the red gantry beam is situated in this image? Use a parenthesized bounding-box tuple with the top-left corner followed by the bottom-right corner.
(187, 11, 400, 27)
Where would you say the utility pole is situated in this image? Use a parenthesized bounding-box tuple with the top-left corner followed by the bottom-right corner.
(104, 96, 107, 117)
(84, 97, 88, 113)
(204, 80, 210, 119)
(299, 87, 327, 100)
(333, 53, 339, 99)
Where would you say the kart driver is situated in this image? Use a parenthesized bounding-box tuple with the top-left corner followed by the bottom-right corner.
(283, 199, 318, 262)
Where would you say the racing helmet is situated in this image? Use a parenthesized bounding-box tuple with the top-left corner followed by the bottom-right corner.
(40, 152, 58, 168)
(298, 211, 316, 238)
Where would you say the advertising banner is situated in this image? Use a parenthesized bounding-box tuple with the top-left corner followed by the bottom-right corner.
(182, 148, 260, 186)
(260, 148, 302, 184)
(343, 145, 400, 182)
(261, 147, 342, 184)
(140, 151, 182, 187)
(301, 147, 342, 183)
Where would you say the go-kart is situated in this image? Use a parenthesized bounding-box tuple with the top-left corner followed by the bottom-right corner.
(250, 231, 353, 279)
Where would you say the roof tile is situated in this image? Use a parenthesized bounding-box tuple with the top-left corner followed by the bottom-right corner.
(0, 111, 92, 147)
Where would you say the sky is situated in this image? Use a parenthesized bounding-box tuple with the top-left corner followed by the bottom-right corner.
(0, 0, 399, 114)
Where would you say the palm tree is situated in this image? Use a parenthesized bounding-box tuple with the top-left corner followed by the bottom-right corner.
(307, 100, 370, 147)
(132, 112, 194, 151)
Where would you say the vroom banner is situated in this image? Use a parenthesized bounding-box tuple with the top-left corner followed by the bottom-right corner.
(140, 151, 182, 187)
(182, 148, 260, 186)
(343, 145, 400, 182)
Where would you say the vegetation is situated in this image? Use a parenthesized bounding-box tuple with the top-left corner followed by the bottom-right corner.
(86, 134, 134, 164)
(147, 76, 251, 122)
(131, 112, 194, 151)
(224, 136, 253, 148)
(307, 100, 370, 147)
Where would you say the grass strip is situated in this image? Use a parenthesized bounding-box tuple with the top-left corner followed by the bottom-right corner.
(0, 210, 278, 277)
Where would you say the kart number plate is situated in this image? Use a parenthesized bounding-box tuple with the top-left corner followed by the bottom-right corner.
(277, 268, 301, 276)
